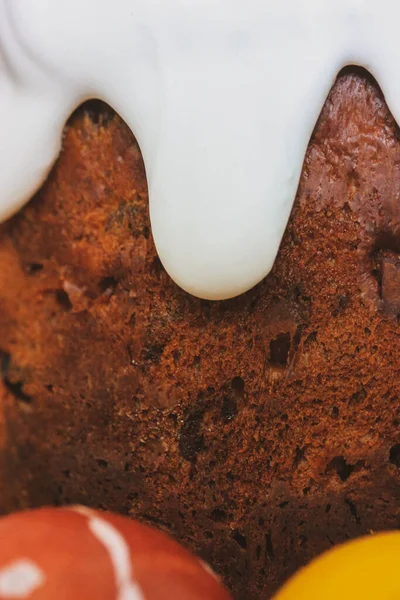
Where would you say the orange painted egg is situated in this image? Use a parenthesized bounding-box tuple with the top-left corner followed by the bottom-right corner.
(0, 506, 232, 600)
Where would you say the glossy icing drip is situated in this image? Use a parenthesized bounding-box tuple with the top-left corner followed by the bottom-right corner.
(0, 0, 399, 300)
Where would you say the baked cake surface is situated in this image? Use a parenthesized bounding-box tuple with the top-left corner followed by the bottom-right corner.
(0, 68, 399, 599)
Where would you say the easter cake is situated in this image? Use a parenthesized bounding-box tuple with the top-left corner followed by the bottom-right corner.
(0, 2, 399, 600)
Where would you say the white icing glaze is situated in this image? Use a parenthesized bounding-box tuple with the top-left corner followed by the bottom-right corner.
(0, 0, 400, 299)
(0, 559, 45, 598)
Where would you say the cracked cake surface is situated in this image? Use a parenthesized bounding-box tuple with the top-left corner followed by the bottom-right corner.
(0, 68, 399, 599)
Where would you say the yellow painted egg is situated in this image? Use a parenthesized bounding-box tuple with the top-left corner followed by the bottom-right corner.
(274, 532, 400, 600)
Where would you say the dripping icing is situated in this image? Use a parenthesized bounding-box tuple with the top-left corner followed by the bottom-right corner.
(0, 0, 400, 300)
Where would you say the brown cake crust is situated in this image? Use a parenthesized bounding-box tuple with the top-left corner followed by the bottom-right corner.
(0, 68, 399, 599)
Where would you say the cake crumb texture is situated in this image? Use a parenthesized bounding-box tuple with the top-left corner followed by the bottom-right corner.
(0, 68, 399, 599)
